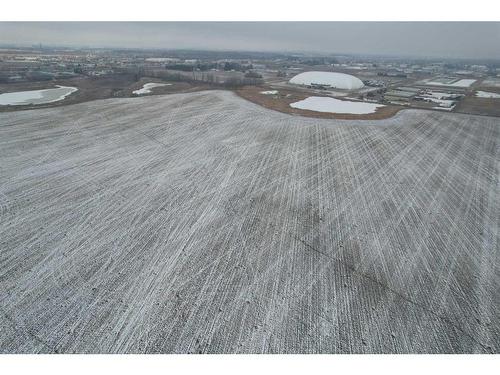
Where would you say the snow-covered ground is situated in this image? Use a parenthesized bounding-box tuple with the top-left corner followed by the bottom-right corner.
(432, 106, 455, 111)
(424, 79, 476, 88)
(133, 83, 172, 95)
(480, 79, 500, 88)
(0, 86, 78, 106)
(290, 96, 385, 114)
(475, 91, 500, 98)
(260, 90, 278, 95)
(0, 90, 498, 354)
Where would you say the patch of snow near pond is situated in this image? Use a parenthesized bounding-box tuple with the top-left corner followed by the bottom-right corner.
(0, 85, 78, 106)
(260, 90, 278, 95)
(290, 96, 385, 114)
(475, 91, 500, 98)
(133, 83, 172, 95)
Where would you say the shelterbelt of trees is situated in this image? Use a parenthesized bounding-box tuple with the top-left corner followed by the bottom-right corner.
(165, 61, 254, 72)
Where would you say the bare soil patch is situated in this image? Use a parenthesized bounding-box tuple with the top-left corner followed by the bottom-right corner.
(234, 85, 401, 120)
(455, 90, 500, 117)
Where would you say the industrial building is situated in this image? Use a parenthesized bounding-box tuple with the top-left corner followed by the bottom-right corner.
(384, 89, 418, 102)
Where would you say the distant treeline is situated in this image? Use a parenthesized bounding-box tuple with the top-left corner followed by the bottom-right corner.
(150, 70, 263, 88)
(299, 58, 339, 66)
(165, 62, 254, 72)
(165, 63, 216, 72)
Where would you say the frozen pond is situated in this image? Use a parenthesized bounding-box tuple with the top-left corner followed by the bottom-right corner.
(133, 83, 172, 95)
(290, 96, 385, 114)
(475, 91, 500, 98)
(0, 85, 78, 106)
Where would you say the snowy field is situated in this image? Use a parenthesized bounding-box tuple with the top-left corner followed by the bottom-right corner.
(424, 78, 476, 88)
(133, 82, 172, 95)
(290, 96, 385, 114)
(0, 91, 498, 354)
(0, 86, 77, 106)
(481, 79, 500, 88)
(475, 91, 500, 98)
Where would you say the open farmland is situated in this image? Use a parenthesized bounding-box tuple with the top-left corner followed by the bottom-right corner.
(0, 91, 499, 353)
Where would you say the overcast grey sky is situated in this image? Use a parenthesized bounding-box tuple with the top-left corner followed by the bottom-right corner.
(1, 22, 499, 59)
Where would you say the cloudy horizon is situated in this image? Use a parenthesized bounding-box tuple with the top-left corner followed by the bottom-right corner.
(0, 22, 499, 60)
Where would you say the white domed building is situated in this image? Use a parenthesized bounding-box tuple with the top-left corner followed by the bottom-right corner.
(289, 71, 364, 90)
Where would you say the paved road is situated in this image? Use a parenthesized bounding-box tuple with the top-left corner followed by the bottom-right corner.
(0, 91, 498, 353)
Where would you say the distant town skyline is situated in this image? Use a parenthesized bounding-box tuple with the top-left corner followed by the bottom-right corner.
(0, 22, 499, 60)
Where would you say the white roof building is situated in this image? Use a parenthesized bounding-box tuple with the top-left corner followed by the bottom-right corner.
(289, 71, 364, 90)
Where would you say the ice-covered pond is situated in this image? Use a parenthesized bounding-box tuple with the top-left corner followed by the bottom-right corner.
(133, 83, 172, 95)
(0, 85, 78, 106)
(290, 96, 385, 114)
